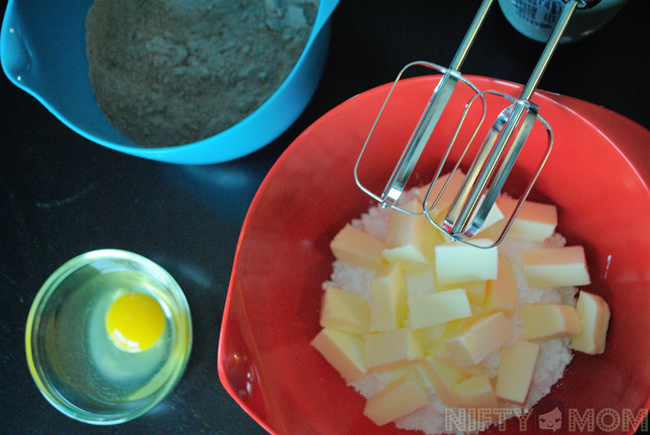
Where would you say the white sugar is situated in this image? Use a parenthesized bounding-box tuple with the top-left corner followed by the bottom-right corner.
(322, 261, 374, 298)
(351, 205, 391, 242)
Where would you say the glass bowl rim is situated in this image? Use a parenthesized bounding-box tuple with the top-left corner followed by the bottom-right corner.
(25, 248, 193, 425)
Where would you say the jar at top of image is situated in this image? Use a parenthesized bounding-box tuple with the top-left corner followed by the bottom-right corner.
(498, 0, 629, 43)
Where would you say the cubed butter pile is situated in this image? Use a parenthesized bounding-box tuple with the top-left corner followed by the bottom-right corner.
(312, 174, 611, 429)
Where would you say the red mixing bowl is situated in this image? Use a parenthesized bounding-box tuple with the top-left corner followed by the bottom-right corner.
(218, 75, 650, 435)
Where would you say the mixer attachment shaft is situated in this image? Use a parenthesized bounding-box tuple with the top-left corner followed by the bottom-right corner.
(356, 0, 599, 248)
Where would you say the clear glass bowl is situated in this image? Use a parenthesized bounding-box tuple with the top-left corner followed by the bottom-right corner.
(25, 249, 192, 425)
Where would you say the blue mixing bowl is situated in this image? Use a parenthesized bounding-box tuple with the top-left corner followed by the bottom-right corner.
(0, 0, 339, 164)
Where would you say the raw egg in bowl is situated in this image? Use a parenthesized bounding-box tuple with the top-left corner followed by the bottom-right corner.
(25, 249, 192, 425)
(218, 76, 650, 434)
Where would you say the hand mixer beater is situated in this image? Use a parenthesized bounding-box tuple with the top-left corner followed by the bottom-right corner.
(355, 0, 601, 248)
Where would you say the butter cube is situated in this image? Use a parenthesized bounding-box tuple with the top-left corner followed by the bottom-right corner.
(435, 239, 498, 286)
(370, 263, 408, 332)
(483, 256, 518, 317)
(363, 372, 429, 426)
(446, 312, 514, 367)
(495, 340, 540, 404)
(458, 364, 486, 377)
(429, 338, 450, 360)
(430, 317, 476, 359)
(419, 355, 469, 406)
(405, 266, 437, 298)
(330, 224, 385, 270)
(442, 281, 488, 306)
(519, 303, 582, 340)
(571, 291, 611, 355)
(453, 374, 499, 409)
(465, 281, 488, 306)
(474, 196, 505, 235)
(420, 323, 446, 351)
(496, 196, 558, 242)
(311, 328, 366, 382)
(408, 289, 472, 329)
(414, 170, 466, 218)
(365, 328, 424, 370)
(383, 199, 440, 265)
(442, 317, 476, 338)
(368, 361, 425, 388)
(320, 287, 370, 334)
(522, 246, 591, 288)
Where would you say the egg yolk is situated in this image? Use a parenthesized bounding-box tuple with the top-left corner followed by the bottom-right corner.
(105, 293, 165, 352)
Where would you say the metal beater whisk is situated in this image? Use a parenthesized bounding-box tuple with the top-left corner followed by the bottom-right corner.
(355, 0, 600, 248)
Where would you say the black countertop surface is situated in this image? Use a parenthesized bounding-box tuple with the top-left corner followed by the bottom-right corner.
(2, 0, 649, 434)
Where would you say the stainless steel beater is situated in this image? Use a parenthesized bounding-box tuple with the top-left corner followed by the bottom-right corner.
(355, 0, 601, 248)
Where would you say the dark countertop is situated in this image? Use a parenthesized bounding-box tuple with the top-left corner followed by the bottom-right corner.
(1, 0, 649, 434)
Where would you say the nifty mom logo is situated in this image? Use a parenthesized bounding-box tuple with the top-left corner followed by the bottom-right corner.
(444, 400, 649, 433)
